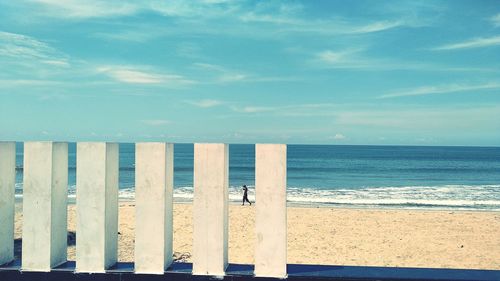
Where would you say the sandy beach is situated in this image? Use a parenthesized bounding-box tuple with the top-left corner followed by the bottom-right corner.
(13, 203, 500, 270)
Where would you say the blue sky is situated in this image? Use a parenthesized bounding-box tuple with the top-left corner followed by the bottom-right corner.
(0, 0, 499, 145)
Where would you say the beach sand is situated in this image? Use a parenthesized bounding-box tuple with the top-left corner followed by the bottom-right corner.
(13, 203, 500, 270)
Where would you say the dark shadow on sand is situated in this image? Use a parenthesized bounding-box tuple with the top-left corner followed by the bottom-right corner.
(14, 231, 77, 260)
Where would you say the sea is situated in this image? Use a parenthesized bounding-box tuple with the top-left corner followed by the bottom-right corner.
(13, 143, 500, 211)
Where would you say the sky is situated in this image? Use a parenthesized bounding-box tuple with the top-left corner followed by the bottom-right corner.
(0, 0, 499, 146)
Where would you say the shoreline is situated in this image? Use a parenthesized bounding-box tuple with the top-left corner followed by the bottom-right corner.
(14, 197, 500, 213)
(13, 202, 500, 270)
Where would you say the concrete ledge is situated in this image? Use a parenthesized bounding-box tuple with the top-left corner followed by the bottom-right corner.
(1, 260, 499, 281)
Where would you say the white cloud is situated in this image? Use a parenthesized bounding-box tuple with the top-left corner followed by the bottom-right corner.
(187, 99, 222, 108)
(99, 68, 162, 84)
(177, 43, 204, 58)
(316, 49, 363, 64)
(335, 106, 500, 131)
(316, 48, 405, 70)
(218, 73, 247, 82)
(19, 0, 419, 40)
(0, 79, 63, 87)
(240, 3, 408, 36)
(230, 103, 338, 115)
(97, 66, 195, 86)
(351, 20, 403, 33)
(193, 62, 249, 83)
(193, 62, 295, 84)
(42, 60, 70, 67)
(27, 0, 405, 38)
(141, 119, 171, 126)
(0, 31, 69, 66)
(28, 0, 140, 19)
(433, 36, 500, 50)
(92, 29, 162, 42)
(192, 63, 226, 72)
(25, 0, 235, 20)
(240, 106, 275, 113)
(314, 48, 498, 72)
(332, 133, 347, 140)
(379, 82, 500, 99)
(490, 13, 500, 27)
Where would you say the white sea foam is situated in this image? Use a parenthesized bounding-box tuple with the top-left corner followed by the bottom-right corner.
(171, 184, 500, 210)
(285, 184, 500, 210)
(13, 183, 500, 210)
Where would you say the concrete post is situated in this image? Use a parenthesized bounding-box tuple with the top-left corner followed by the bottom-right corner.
(22, 142, 68, 271)
(135, 143, 174, 274)
(76, 143, 118, 273)
(255, 144, 287, 278)
(192, 143, 228, 276)
(0, 142, 16, 265)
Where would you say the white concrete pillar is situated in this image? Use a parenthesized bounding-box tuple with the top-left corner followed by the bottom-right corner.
(134, 143, 173, 274)
(255, 144, 287, 278)
(192, 143, 228, 276)
(76, 142, 118, 273)
(22, 142, 68, 271)
(0, 142, 16, 265)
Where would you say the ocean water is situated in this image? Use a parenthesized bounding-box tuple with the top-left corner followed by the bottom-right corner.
(13, 143, 500, 211)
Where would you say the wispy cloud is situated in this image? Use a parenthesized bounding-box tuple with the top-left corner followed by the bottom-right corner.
(218, 73, 247, 82)
(192, 63, 226, 72)
(186, 99, 223, 108)
(27, 0, 140, 19)
(0, 31, 69, 67)
(92, 29, 161, 43)
(433, 36, 500, 50)
(316, 49, 366, 66)
(17, 0, 418, 39)
(177, 43, 204, 59)
(230, 103, 338, 115)
(239, 2, 409, 36)
(314, 48, 498, 72)
(192, 62, 292, 84)
(350, 20, 404, 33)
(239, 106, 276, 113)
(335, 106, 500, 131)
(193, 62, 248, 83)
(97, 66, 195, 86)
(226, 102, 500, 139)
(21, 0, 235, 20)
(242, 14, 407, 35)
(490, 13, 500, 27)
(141, 119, 171, 126)
(379, 82, 500, 99)
(0, 79, 63, 87)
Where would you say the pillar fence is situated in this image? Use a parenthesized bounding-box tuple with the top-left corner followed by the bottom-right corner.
(76, 142, 119, 273)
(192, 143, 229, 276)
(0, 142, 16, 266)
(0, 141, 498, 281)
(0, 142, 290, 279)
(134, 142, 174, 274)
(22, 142, 68, 271)
(255, 144, 287, 278)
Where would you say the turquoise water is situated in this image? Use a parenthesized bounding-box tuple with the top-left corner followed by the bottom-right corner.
(14, 143, 500, 210)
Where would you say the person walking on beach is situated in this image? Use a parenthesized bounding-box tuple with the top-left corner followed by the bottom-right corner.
(242, 185, 252, 206)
